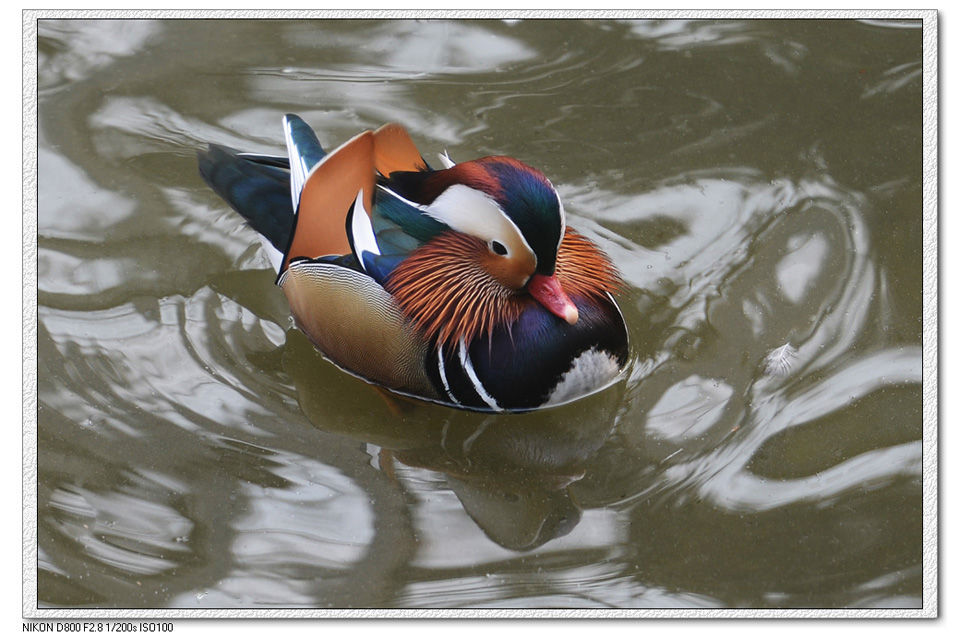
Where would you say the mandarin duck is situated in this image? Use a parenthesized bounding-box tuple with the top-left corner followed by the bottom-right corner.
(197, 115, 628, 412)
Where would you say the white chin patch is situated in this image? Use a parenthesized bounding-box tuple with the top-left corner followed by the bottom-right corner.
(544, 348, 622, 406)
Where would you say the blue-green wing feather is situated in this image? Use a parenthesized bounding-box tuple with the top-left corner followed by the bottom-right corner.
(346, 186, 450, 283)
(374, 187, 448, 245)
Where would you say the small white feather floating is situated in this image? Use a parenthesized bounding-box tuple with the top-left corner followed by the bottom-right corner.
(764, 343, 798, 377)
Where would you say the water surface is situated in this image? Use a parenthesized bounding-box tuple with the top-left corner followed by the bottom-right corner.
(34, 17, 926, 610)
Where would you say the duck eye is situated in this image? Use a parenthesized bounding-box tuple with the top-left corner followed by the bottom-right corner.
(490, 240, 508, 256)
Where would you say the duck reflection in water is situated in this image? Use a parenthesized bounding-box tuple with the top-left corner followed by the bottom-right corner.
(283, 329, 624, 551)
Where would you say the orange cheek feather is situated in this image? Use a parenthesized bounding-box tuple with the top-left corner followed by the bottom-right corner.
(479, 249, 536, 291)
(554, 228, 623, 300)
(386, 228, 621, 348)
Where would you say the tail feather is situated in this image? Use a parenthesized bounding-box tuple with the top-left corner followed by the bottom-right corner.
(197, 144, 294, 254)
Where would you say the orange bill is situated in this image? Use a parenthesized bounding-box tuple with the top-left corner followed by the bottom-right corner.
(528, 273, 579, 325)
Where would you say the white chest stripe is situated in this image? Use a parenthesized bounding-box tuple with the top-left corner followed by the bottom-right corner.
(457, 338, 502, 412)
(435, 348, 460, 405)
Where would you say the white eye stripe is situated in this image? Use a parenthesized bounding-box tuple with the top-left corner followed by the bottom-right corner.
(424, 184, 536, 265)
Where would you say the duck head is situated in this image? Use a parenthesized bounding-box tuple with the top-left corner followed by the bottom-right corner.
(384, 156, 587, 345)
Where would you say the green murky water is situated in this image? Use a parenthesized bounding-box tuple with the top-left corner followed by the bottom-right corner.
(34, 17, 926, 610)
